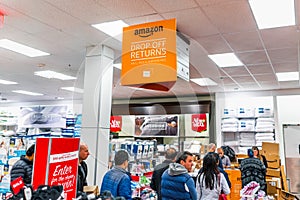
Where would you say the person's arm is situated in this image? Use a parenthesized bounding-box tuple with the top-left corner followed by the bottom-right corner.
(220, 173, 230, 195)
(226, 156, 231, 167)
(118, 175, 132, 200)
(149, 170, 157, 191)
(262, 155, 268, 168)
(186, 177, 197, 200)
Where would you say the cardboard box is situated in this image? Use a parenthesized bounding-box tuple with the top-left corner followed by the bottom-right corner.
(266, 168, 281, 177)
(264, 153, 280, 169)
(280, 190, 299, 200)
(83, 185, 99, 196)
(262, 142, 279, 155)
(225, 169, 242, 200)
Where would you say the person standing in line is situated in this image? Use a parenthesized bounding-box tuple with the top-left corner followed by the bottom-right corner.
(161, 151, 197, 200)
(240, 149, 266, 192)
(10, 144, 35, 184)
(207, 143, 216, 153)
(77, 142, 90, 193)
(150, 148, 177, 200)
(100, 150, 132, 200)
(217, 147, 231, 168)
(207, 143, 223, 169)
(252, 146, 268, 168)
(196, 153, 230, 200)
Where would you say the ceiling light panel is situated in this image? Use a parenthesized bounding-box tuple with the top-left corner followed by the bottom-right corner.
(0, 39, 50, 57)
(191, 78, 218, 86)
(249, 0, 295, 29)
(12, 90, 44, 96)
(208, 53, 243, 67)
(34, 70, 76, 80)
(61, 87, 84, 93)
(91, 20, 128, 41)
(0, 79, 18, 85)
(276, 72, 299, 81)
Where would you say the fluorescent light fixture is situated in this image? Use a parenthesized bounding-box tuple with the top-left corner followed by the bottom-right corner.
(55, 97, 65, 100)
(12, 90, 44, 96)
(0, 79, 18, 85)
(191, 78, 218, 86)
(249, 0, 295, 29)
(0, 39, 50, 57)
(92, 20, 128, 40)
(34, 70, 76, 80)
(208, 53, 243, 67)
(276, 72, 299, 81)
(114, 63, 122, 70)
(61, 87, 84, 93)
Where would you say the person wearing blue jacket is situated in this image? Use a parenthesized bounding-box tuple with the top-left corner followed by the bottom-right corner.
(161, 151, 197, 200)
(100, 150, 132, 200)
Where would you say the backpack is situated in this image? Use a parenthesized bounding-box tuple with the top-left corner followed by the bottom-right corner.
(221, 146, 236, 162)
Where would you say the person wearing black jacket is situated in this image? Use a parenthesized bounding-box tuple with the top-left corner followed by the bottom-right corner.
(150, 148, 177, 200)
(10, 144, 35, 184)
(77, 143, 90, 193)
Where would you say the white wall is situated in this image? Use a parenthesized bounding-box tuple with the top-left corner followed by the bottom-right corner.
(276, 95, 300, 168)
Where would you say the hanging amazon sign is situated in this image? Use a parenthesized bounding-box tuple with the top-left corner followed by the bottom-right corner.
(122, 18, 177, 87)
(110, 116, 122, 132)
(191, 114, 207, 133)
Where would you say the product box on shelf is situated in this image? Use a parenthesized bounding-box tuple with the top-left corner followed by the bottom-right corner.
(266, 168, 281, 177)
(262, 142, 279, 155)
(264, 153, 280, 169)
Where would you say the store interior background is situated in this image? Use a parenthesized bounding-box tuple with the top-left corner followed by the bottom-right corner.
(0, 0, 300, 192)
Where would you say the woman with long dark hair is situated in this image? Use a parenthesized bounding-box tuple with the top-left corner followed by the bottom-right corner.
(196, 153, 230, 199)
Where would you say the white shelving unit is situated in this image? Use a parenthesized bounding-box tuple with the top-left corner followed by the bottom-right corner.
(221, 107, 275, 154)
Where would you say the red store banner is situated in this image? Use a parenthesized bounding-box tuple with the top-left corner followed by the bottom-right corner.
(32, 138, 80, 200)
(191, 114, 207, 132)
(110, 116, 122, 132)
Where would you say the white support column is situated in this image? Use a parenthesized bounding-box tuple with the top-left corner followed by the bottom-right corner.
(81, 45, 114, 187)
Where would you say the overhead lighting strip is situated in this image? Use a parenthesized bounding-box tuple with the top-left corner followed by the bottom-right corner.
(0, 39, 50, 57)
(249, 0, 295, 29)
(12, 90, 44, 96)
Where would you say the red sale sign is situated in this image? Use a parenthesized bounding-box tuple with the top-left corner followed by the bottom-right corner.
(32, 138, 80, 200)
(110, 116, 122, 132)
(191, 114, 207, 132)
(10, 176, 25, 195)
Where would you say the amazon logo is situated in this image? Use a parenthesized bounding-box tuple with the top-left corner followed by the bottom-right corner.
(134, 25, 163, 38)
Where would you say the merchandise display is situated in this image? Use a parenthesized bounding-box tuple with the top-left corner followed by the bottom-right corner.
(222, 107, 275, 154)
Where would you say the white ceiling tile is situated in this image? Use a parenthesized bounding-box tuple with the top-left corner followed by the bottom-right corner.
(261, 26, 298, 49)
(237, 51, 269, 65)
(162, 8, 219, 38)
(268, 48, 298, 64)
(247, 64, 274, 75)
(195, 35, 231, 54)
(146, 0, 198, 12)
(202, 1, 257, 33)
(95, 0, 156, 18)
(223, 31, 263, 52)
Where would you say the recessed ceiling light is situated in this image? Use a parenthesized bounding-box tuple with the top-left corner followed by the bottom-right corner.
(276, 72, 299, 81)
(34, 70, 76, 80)
(0, 39, 50, 57)
(55, 97, 64, 100)
(191, 78, 218, 86)
(249, 0, 295, 29)
(12, 90, 44, 96)
(61, 87, 84, 93)
(91, 20, 128, 41)
(0, 79, 18, 85)
(208, 53, 243, 67)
